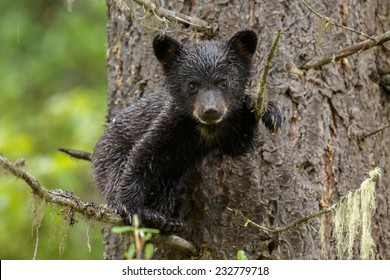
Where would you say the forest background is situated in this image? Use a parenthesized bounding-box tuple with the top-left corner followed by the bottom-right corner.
(0, 0, 107, 259)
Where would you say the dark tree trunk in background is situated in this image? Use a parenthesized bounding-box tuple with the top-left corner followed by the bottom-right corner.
(102, 0, 390, 259)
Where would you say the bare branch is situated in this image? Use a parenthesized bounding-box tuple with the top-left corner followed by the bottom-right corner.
(273, 208, 333, 233)
(298, 0, 390, 70)
(0, 153, 123, 225)
(0, 153, 196, 255)
(228, 168, 381, 235)
(302, 31, 390, 70)
(123, 0, 210, 32)
(298, 0, 375, 41)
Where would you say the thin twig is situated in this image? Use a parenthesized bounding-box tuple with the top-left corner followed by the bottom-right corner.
(226, 207, 275, 232)
(255, 29, 282, 122)
(58, 148, 92, 161)
(361, 123, 390, 139)
(273, 208, 333, 233)
(298, 0, 375, 41)
(227, 207, 333, 234)
(302, 31, 390, 70)
(229, 168, 381, 234)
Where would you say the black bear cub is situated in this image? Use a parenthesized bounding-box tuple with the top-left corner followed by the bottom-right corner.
(92, 30, 282, 232)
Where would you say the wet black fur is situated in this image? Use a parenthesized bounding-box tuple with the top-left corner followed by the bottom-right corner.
(92, 30, 282, 232)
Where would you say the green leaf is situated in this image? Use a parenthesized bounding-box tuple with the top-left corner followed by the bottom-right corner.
(144, 243, 155, 260)
(111, 226, 134, 234)
(144, 233, 153, 242)
(127, 243, 136, 260)
(237, 250, 248, 260)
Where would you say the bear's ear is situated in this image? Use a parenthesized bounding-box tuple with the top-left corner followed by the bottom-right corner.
(226, 30, 258, 63)
(153, 35, 182, 68)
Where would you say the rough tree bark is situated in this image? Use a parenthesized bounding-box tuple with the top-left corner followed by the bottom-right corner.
(101, 0, 390, 259)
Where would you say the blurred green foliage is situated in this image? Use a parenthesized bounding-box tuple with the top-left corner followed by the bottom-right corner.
(0, 0, 108, 259)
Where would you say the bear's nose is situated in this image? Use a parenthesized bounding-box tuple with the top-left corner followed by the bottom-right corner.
(203, 107, 221, 121)
(197, 106, 225, 125)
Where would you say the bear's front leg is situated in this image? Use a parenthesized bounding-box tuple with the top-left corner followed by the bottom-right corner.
(115, 113, 186, 232)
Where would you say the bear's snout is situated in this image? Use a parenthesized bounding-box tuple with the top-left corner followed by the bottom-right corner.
(193, 90, 227, 125)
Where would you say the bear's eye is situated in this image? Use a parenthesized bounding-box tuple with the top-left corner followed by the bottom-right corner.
(187, 82, 199, 93)
(219, 79, 228, 88)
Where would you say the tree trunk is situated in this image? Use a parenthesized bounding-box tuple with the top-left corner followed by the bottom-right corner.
(102, 0, 390, 259)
